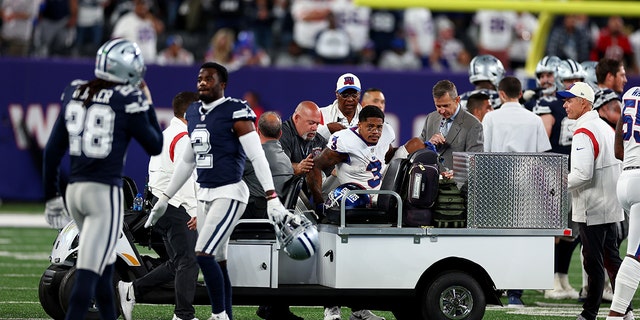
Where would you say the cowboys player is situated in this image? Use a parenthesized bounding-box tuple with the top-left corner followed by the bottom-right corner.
(42, 38, 163, 319)
(145, 62, 293, 320)
(459, 54, 505, 110)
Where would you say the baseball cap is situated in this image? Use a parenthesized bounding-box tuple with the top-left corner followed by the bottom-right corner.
(557, 82, 594, 104)
(336, 73, 361, 93)
(593, 89, 620, 110)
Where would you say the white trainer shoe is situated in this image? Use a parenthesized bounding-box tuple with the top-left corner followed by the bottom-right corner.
(172, 314, 199, 320)
(117, 281, 135, 320)
(324, 306, 341, 320)
(624, 310, 635, 320)
(350, 309, 385, 320)
(206, 312, 229, 320)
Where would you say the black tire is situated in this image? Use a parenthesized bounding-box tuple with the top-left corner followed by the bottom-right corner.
(422, 271, 486, 320)
(39, 265, 70, 320)
(58, 267, 122, 320)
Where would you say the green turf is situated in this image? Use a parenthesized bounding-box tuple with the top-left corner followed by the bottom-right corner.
(1, 226, 639, 319)
(0, 201, 44, 214)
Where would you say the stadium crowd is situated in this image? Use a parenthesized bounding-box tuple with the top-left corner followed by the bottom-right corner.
(2, 0, 640, 74)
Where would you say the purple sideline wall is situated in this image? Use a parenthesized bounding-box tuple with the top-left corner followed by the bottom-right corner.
(4, 58, 625, 201)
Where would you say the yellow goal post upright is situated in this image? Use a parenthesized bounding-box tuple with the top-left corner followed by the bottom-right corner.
(354, 0, 640, 76)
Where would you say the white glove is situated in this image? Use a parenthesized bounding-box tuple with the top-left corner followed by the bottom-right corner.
(145, 194, 169, 228)
(44, 196, 72, 229)
(522, 89, 536, 102)
(267, 197, 292, 225)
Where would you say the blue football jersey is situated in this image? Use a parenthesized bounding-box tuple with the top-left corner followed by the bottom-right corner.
(531, 94, 574, 155)
(186, 97, 256, 189)
(43, 80, 163, 199)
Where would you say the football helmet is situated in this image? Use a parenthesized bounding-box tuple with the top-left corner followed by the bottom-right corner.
(324, 183, 371, 212)
(535, 55, 561, 95)
(95, 38, 146, 86)
(274, 213, 319, 260)
(468, 54, 505, 89)
(581, 60, 599, 90)
(555, 58, 586, 91)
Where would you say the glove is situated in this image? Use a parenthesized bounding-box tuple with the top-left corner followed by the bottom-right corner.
(44, 196, 72, 229)
(522, 89, 537, 102)
(144, 194, 169, 228)
(267, 197, 292, 225)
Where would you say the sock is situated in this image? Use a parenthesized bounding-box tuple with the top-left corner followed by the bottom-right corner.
(197, 255, 225, 314)
(610, 257, 640, 314)
(64, 269, 99, 320)
(95, 264, 117, 320)
(219, 261, 233, 319)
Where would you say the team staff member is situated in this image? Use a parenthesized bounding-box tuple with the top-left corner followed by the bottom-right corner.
(280, 101, 328, 176)
(118, 91, 200, 320)
(145, 62, 293, 320)
(606, 86, 640, 320)
(559, 82, 625, 320)
(42, 39, 163, 320)
(317, 73, 363, 140)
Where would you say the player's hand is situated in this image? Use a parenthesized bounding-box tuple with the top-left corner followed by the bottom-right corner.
(145, 195, 169, 228)
(522, 89, 537, 102)
(44, 196, 72, 229)
(267, 198, 293, 225)
(187, 216, 197, 230)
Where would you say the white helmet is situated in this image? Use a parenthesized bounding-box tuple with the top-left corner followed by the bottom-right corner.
(468, 54, 505, 89)
(95, 38, 146, 86)
(274, 214, 319, 260)
(581, 60, 599, 90)
(555, 59, 586, 91)
(535, 56, 561, 95)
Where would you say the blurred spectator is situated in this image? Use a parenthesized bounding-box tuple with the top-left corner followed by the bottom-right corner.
(403, 7, 435, 68)
(271, 0, 294, 54)
(470, 10, 518, 69)
(243, 90, 265, 124)
(332, 0, 370, 55)
(73, 0, 109, 57)
(356, 40, 377, 68)
(314, 11, 350, 65)
(630, 23, 640, 74)
(546, 15, 591, 62)
(204, 27, 235, 67)
(291, 0, 332, 53)
(111, 0, 164, 64)
(509, 12, 537, 70)
(157, 34, 195, 65)
(247, 0, 276, 54)
(159, 0, 181, 30)
(274, 39, 314, 67)
(208, 0, 246, 36)
(33, 0, 77, 57)
(368, 8, 403, 64)
(378, 37, 421, 70)
(0, 0, 41, 57)
(590, 16, 634, 71)
(429, 16, 469, 72)
(231, 30, 271, 68)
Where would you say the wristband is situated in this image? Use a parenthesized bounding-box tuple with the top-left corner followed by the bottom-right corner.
(266, 193, 278, 201)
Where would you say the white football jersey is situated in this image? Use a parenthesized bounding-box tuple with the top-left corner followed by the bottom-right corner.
(328, 124, 395, 190)
(473, 10, 517, 51)
(291, 0, 333, 49)
(622, 87, 640, 168)
(332, 0, 371, 51)
(403, 8, 435, 57)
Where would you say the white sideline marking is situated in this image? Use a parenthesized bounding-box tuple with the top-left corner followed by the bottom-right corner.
(0, 214, 48, 228)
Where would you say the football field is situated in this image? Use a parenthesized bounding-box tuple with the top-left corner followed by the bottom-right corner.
(1, 205, 639, 320)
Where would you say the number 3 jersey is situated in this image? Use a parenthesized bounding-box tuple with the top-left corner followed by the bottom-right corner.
(186, 97, 256, 189)
(328, 124, 395, 190)
(43, 80, 163, 199)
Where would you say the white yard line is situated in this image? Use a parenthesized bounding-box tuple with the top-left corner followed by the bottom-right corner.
(0, 214, 48, 228)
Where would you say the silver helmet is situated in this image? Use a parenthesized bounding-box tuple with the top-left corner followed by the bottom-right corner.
(468, 54, 505, 89)
(95, 38, 146, 86)
(274, 213, 319, 260)
(556, 59, 586, 91)
(581, 60, 599, 90)
(535, 55, 561, 95)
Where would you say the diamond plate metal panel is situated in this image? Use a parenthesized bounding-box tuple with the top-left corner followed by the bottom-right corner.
(452, 152, 569, 229)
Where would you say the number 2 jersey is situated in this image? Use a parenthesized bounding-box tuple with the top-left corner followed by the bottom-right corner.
(328, 124, 395, 190)
(185, 97, 256, 189)
(43, 80, 163, 200)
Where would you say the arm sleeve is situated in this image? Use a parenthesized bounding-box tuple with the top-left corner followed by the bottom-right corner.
(239, 131, 275, 192)
(128, 95, 163, 156)
(163, 142, 197, 198)
(568, 133, 595, 190)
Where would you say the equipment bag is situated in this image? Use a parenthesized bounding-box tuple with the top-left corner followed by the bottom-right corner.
(432, 179, 467, 228)
(406, 162, 439, 208)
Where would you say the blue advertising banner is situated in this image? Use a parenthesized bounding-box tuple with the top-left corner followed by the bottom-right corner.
(4, 58, 600, 201)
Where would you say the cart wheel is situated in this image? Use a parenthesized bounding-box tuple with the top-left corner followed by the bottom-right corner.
(39, 265, 69, 320)
(422, 271, 485, 320)
(58, 267, 122, 320)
